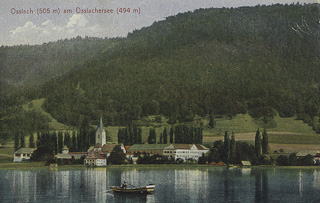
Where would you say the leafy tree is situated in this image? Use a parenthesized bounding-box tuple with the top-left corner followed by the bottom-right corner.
(108, 145, 126, 165)
(288, 153, 297, 166)
(198, 153, 207, 164)
(276, 155, 288, 166)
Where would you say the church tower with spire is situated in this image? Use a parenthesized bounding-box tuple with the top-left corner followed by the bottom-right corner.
(95, 116, 106, 146)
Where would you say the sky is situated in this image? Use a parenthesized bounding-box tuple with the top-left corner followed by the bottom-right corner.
(0, 0, 317, 46)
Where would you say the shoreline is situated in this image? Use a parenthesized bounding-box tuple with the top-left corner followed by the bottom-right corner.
(1, 162, 320, 170)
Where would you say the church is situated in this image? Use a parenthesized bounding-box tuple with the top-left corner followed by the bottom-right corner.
(95, 116, 106, 146)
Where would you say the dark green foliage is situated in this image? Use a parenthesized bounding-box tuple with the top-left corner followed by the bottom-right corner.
(1, 4, 320, 134)
(288, 153, 297, 166)
(159, 133, 163, 144)
(64, 131, 71, 148)
(174, 125, 203, 144)
(107, 145, 126, 165)
(299, 154, 315, 166)
(14, 132, 20, 151)
(58, 131, 63, 153)
(255, 128, 262, 157)
(20, 133, 25, 148)
(31, 132, 55, 162)
(70, 131, 77, 152)
(230, 132, 236, 163)
(163, 128, 168, 144)
(169, 127, 174, 144)
(208, 140, 259, 165)
(29, 133, 35, 148)
(117, 125, 142, 145)
(208, 114, 215, 128)
(223, 131, 230, 164)
(262, 128, 269, 154)
(148, 128, 156, 144)
(51, 132, 58, 154)
(198, 153, 207, 164)
(36, 132, 41, 148)
(276, 155, 289, 166)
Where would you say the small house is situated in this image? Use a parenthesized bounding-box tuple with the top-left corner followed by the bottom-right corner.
(241, 161, 252, 166)
(84, 151, 107, 166)
(13, 148, 36, 162)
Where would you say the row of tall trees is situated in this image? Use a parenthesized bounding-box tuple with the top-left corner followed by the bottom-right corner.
(147, 125, 203, 144)
(208, 129, 270, 165)
(117, 124, 142, 145)
(255, 128, 269, 157)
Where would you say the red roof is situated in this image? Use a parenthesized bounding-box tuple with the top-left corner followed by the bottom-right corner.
(124, 146, 131, 151)
(85, 151, 106, 160)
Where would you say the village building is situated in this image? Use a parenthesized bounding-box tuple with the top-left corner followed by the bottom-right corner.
(55, 145, 86, 164)
(296, 150, 320, 159)
(241, 161, 252, 166)
(13, 148, 36, 162)
(84, 150, 107, 166)
(163, 144, 209, 161)
(127, 144, 169, 156)
(297, 150, 320, 164)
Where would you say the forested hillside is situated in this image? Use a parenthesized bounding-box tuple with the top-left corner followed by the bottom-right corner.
(1, 4, 320, 139)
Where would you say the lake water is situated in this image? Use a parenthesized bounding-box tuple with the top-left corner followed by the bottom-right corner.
(1, 166, 320, 202)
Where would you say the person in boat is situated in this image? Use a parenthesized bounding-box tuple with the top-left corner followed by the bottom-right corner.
(121, 181, 127, 189)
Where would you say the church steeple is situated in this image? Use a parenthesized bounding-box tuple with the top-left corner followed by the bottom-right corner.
(95, 116, 106, 146)
(97, 116, 104, 131)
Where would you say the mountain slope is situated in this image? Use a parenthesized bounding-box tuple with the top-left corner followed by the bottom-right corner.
(1, 4, 320, 133)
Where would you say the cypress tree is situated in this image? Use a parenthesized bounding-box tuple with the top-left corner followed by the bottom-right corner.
(163, 128, 168, 144)
(224, 131, 230, 164)
(14, 132, 20, 151)
(58, 131, 63, 153)
(170, 127, 174, 144)
(230, 131, 236, 163)
(20, 132, 25, 148)
(52, 131, 58, 154)
(137, 127, 142, 144)
(255, 128, 262, 157)
(117, 128, 122, 144)
(208, 113, 215, 128)
(160, 133, 163, 144)
(64, 131, 71, 148)
(148, 128, 156, 144)
(71, 131, 77, 152)
(36, 132, 41, 148)
(29, 133, 35, 148)
(262, 128, 269, 154)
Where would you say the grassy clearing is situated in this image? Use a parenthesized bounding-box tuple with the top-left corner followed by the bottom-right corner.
(22, 98, 69, 130)
(203, 113, 317, 137)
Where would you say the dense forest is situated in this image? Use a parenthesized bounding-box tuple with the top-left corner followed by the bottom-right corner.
(1, 4, 320, 141)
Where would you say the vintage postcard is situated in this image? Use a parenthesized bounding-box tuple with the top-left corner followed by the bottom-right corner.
(0, 0, 320, 202)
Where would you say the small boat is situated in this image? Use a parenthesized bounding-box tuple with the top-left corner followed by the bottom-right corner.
(110, 184, 155, 194)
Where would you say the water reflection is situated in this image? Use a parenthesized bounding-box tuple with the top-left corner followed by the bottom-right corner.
(2, 167, 320, 202)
